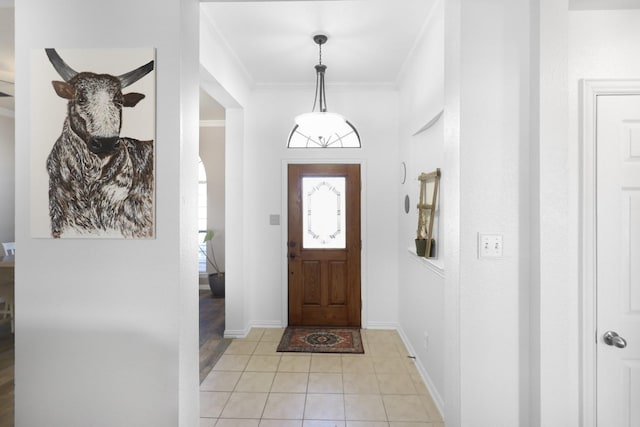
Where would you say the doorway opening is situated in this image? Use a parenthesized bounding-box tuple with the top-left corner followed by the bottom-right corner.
(198, 89, 228, 382)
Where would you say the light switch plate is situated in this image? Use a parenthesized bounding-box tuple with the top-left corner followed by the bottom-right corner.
(269, 214, 280, 226)
(478, 233, 503, 258)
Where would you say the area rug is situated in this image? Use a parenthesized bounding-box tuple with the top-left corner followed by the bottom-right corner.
(277, 327, 364, 354)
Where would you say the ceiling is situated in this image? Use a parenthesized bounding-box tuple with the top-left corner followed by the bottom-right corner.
(200, 0, 436, 86)
(0, 1, 435, 116)
(3, 0, 638, 115)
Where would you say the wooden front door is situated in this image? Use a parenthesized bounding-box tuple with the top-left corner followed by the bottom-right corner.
(287, 164, 361, 326)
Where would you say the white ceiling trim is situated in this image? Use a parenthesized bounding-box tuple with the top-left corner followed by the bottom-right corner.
(395, 0, 442, 87)
(200, 119, 225, 127)
(253, 81, 397, 90)
(569, 0, 640, 9)
(200, 5, 255, 88)
(0, 79, 14, 96)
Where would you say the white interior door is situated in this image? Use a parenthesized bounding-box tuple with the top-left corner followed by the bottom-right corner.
(597, 94, 640, 426)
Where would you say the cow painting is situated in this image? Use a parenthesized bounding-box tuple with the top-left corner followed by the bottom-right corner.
(44, 49, 155, 238)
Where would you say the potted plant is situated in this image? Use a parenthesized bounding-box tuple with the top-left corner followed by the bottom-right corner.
(415, 211, 436, 258)
(200, 230, 225, 297)
(415, 222, 428, 257)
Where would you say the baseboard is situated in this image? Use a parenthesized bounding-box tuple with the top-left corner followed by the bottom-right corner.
(224, 321, 284, 339)
(396, 327, 445, 419)
(365, 321, 399, 330)
(251, 321, 285, 328)
(223, 327, 250, 339)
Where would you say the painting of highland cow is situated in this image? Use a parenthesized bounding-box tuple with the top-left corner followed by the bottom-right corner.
(30, 48, 156, 239)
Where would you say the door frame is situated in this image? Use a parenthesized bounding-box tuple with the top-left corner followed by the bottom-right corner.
(281, 159, 367, 328)
(580, 79, 640, 427)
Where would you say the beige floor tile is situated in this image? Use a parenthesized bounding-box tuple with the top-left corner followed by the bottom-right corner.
(412, 378, 430, 396)
(303, 421, 346, 427)
(271, 372, 309, 393)
(389, 423, 437, 427)
(344, 394, 387, 421)
(308, 373, 343, 394)
(261, 328, 286, 342)
(201, 370, 242, 392)
(213, 355, 251, 372)
(262, 393, 306, 419)
(246, 328, 266, 341)
(367, 342, 401, 358)
(341, 356, 374, 374)
(304, 393, 345, 420)
(382, 395, 430, 422)
(203, 330, 441, 427)
(419, 393, 444, 422)
(235, 372, 276, 392)
(376, 374, 417, 395)
(347, 421, 389, 427)
(220, 392, 269, 419)
(364, 330, 397, 344)
(372, 357, 408, 374)
(310, 354, 343, 373)
(254, 341, 280, 355)
(200, 391, 230, 418)
(343, 373, 380, 395)
(279, 355, 311, 372)
(246, 355, 282, 372)
(215, 419, 260, 427)
(225, 340, 259, 355)
(259, 420, 303, 427)
(199, 418, 217, 427)
(404, 361, 421, 377)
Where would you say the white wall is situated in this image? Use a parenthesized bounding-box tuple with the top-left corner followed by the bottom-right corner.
(534, 0, 580, 426)
(397, 0, 446, 412)
(569, 9, 640, 152)
(199, 6, 252, 336)
(444, 0, 532, 425)
(242, 85, 399, 328)
(200, 126, 226, 273)
(0, 115, 14, 244)
(14, 1, 200, 426)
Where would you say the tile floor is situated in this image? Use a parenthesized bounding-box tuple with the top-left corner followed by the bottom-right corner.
(200, 328, 444, 427)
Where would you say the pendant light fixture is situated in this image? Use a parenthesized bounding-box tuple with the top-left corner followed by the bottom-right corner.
(287, 34, 361, 148)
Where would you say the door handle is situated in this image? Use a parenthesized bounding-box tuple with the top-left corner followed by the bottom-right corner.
(289, 253, 296, 260)
(603, 331, 627, 349)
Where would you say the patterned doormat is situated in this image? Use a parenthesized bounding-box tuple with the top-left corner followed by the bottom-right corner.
(277, 327, 364, 354)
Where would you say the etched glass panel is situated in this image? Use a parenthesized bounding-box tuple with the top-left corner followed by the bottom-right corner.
(302, 177, 346, 249)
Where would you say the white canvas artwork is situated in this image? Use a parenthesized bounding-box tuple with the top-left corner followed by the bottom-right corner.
(30, 48, 156, 239)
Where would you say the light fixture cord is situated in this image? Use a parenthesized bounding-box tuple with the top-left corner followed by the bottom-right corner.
(312, 70, 319, 112)
(311, 37, 327, 113)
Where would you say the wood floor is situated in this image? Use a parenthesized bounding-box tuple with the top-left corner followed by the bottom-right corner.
(0, 322, 13, 427)
(199, 290, 230, 382)
(0, 290, 226, 427)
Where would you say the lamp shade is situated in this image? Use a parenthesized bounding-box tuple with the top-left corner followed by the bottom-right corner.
(288, 111, 360, 148)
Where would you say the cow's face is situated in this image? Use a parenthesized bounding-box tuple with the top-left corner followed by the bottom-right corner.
(52, 72, 145, 155)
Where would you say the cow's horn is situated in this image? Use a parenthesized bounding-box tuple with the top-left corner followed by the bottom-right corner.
(118, 60, 154, 88)
(45, 49, 78, 82)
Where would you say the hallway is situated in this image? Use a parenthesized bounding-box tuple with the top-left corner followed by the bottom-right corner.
(200, 328, 443, 426)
